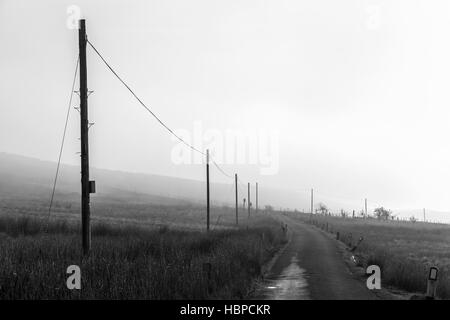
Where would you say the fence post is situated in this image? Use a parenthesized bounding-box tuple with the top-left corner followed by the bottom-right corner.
(426, 267, 439, 299)
(206, 150, 210, 231)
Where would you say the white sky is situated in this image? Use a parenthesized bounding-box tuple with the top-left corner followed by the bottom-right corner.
(1, 0, 450, 212)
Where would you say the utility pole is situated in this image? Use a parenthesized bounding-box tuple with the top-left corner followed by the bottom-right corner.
(206, 149, 210, 231)
(235, 174, 238, 225)
(310, 189, 314, 215)
(364, 198, 368, 218)
(248, 182, 251, 218)
(255, 182, 258, 214)
(79, 19, 92, 256)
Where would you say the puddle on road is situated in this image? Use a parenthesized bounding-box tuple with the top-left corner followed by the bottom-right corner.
(254, 256, 310, 300)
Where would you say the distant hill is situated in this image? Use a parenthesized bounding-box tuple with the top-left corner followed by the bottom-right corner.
(0, 152, 215, 206)
(1, 152, 449, 223)
(0, 152, 307, 209)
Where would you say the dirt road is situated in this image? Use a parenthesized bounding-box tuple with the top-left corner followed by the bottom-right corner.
(254, 214, 379, 300)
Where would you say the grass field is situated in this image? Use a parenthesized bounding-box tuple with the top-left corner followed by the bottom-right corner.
(0, 203, 286, 299)
(0, 195, 242, 231)
(289, 212, 450, 299)
(5, 193, 450, 300)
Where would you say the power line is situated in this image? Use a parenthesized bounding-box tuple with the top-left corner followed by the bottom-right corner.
(45, 56, 80, 231)
(211, 160, 233, 179)
(87, 39, 206, 157)
(87, 39, 241, 181)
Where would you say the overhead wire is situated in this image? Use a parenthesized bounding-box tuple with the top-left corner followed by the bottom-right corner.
(87, 39, 239, 182)
(87, 39, 206, 156)
(45, 56, 80, 232)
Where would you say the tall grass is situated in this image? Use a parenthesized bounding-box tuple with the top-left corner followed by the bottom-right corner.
(0, 214, 285, 299)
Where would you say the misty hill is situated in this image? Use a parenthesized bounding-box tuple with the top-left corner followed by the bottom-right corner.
(0, 152, 305, 210)
(1, 152, 449, 223)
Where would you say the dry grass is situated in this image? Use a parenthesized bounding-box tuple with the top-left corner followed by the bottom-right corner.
(0, 197, 244, 231)
(0, 212, 286, 299)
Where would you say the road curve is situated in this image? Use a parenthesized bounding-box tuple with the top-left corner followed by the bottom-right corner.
(254, 214, 378, 300)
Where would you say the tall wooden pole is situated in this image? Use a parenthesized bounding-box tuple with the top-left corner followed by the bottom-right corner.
(206, 149, 210, 231)
(364, 198, 368, 218)
(310, 189, 314, 215)
(255, 182, 258, 214)
(247, 182, 251, 218)
(79, 19, 91, 255)
(235, 174, 238, 225)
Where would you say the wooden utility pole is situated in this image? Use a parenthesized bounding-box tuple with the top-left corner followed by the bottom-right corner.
(79, 19, 92, 256)
(247, 182, 251, 218)
(206, 149, 210, 231)
(235, 173, 238, 225)
(364, 198, 368, 217)
(310, 189, 314, 215)
(255, 182, 258, 214)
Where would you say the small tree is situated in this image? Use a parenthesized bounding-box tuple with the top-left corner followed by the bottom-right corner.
(318, 203, 328, 215)
(409, 216, 417, 223)
(374, 207, 392, 220)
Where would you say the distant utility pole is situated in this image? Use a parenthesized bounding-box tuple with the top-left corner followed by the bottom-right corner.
(364, 198, 368, 217)
(248, 183, 251, 218)
(255, 182, 258, 214)
(206, 149, 210, 231)
(310, 189, 314, 215)
(79, 19, 94, 256)
(235, 174, 238, 225)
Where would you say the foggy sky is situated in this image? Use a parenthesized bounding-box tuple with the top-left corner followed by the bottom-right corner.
(1, 0, 450, 213)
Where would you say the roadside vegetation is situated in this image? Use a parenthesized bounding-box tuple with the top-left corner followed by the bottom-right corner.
(0, 211, 286, 299)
